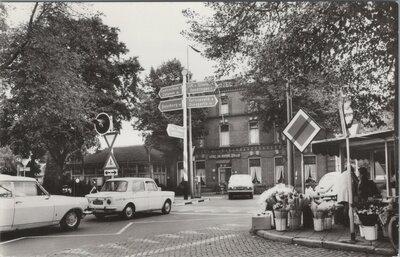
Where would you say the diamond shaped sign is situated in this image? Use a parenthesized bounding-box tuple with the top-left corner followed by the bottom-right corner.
(283, 109, 321, 153)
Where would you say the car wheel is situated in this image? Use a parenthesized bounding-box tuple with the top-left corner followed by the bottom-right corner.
(249, 193, 253, 199)
(121, 204, 135, 219)
(60, 210, 81, 231)
(94, 213, 105, 220)
(162, 200, 172, 214)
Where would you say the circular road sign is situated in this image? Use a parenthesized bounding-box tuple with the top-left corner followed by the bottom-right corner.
(94, 113, 111, 135)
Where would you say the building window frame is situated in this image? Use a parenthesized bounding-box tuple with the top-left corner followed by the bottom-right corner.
(249, 121, 260, 145)
(195, 160, 206, 187)
(220, 96, 229, 116)
(304, 155, 317, 183)
(248, 158, 262, 184)
(274, 156, 285, 184)
(219, 123, 230, 147)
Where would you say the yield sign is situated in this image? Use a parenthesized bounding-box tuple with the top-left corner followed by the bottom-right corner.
(103, 152, 120, 170)
(167, 124, 184, 139)
(283, 109, 321, 153)
(103, 132, 118, 148)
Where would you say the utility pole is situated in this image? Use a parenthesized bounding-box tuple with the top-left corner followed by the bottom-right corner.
(182, 69, 189, 199)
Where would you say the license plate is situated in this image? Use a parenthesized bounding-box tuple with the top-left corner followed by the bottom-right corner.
(93, 199, 103, 205)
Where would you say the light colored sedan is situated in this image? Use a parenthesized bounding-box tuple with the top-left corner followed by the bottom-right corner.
(86, 177, 175, 220)
(0, 174, 88, 232)
(227, 174, 254, 199)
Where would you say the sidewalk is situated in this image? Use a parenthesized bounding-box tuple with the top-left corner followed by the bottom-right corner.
(253, 224, 397, 256)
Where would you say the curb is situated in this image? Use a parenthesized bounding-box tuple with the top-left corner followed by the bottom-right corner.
(254, 229, 397, 256)
(174, 197, 210, 206)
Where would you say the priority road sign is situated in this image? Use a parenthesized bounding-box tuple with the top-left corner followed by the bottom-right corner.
(104, 169, 118, 176)
(158, 98, 183, 112)
(158, 84, 182, 99)
(187, 80, 217, 94)
(283, 109, 321, 153)
(187, 95, 218, 109)
(167, 124, 184, 139)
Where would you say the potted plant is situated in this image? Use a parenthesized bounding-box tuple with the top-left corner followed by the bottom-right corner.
(287, 192, 308, 230)
(273, 200, 290, 231)
(354, 200, 385, 240)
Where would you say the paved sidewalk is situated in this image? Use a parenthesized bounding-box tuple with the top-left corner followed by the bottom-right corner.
(253, 224, 397, 256)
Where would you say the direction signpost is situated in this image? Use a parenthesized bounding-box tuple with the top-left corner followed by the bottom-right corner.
(159, 75, 219, 199)
(167, 124, 184, 139)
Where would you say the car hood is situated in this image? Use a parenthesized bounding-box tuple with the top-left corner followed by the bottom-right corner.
(85, 192, 124, 198)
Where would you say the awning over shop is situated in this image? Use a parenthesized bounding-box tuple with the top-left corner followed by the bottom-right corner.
(311, 130, 395, 159)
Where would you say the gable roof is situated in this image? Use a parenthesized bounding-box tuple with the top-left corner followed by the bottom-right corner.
(84, 145, 166, 165)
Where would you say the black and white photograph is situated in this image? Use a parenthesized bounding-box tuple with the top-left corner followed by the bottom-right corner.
(0, 2, 398, 257)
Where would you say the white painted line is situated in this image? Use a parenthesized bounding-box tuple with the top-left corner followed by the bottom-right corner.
(117, 222, 133, 235)
(125, 234, 237, 257)
(173, 212, 250, 216)
(0, 237, 26, 245)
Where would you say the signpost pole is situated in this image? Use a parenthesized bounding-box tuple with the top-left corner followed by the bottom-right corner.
(182, 70, 189, 200)
(286, 81, 294, 186)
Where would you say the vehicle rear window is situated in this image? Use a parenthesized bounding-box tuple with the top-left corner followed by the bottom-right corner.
(101, 181, 128, 192)
(0, 182, 12, 198)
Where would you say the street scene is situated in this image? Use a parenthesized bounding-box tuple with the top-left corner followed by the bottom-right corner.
(0, 2, 398, 257)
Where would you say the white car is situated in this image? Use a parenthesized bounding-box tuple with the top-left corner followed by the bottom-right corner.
(227, 174, 254, 199)
(86, 177, 175, 219)
(0, 174, 88, 232)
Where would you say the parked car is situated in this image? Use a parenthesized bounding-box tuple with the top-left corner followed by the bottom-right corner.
(0, 174, 89, 233)
(227, 174, 254, 199)
(85, 177, 175, 220)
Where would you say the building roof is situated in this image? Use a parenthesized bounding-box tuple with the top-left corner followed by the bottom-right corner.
(311, 130, 395, 158)
(84, 145, 166, 165)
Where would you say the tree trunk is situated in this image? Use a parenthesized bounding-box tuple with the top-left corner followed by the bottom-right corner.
(43, 153, 64, 194)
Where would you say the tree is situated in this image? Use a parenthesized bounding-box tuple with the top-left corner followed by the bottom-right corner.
(0, 3, 142, 192)
(183, 2, 396, 133)
(133, 59, 208, 154)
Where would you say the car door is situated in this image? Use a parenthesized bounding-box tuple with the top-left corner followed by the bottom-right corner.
(0, 181, 14, 231)
(13, 181, 54, 228)
(145, 180, 162, 209)
(131, 180, 148, 211)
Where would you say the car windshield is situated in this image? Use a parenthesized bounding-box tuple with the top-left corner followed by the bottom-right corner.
(229, 175, 252, 184)
(0, 182, 12, 198)
(101, 181, 128, 192)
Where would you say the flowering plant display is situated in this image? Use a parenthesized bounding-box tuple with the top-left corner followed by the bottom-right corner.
(258, 183, 295, 211)
(309, 197, 336, 218)
(354, 200, 386, 226)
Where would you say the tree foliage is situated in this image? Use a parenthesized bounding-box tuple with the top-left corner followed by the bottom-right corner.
(0, 3, 142, 190)
(133, 59, 208, 152)
(183, 2, 396, 132)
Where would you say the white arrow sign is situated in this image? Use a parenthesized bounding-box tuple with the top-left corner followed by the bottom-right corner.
(104, 169, 118, 176)
(167, 124, 184, 139)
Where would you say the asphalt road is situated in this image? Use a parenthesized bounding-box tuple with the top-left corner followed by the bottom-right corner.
(0, 195, 384, 257)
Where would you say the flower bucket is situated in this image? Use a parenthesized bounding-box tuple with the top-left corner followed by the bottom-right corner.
(324, 216, 333, 230)
(275, 218, 287, 231)
(312, 211, 325, 219)
(357, 213, 378, 226)
(288, 210, 301, 230)
(274, 210, 288, 219)
(363, 225, 378, 241)
(313, 218, 324, 232)
(382, 223, 389, 237)
(359, 225, 364, 237)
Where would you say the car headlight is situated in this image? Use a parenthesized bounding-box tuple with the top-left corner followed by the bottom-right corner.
(106, 199, 112, 205)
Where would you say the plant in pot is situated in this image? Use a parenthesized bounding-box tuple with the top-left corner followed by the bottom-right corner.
(354, 200, 385, 241)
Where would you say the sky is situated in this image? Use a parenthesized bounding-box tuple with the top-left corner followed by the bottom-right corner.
(6, 2, 217, 148)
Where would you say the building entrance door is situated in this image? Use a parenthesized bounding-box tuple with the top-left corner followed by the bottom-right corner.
(218, 167, 232, 184)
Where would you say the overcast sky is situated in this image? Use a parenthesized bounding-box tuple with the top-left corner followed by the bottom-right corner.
(6, 2, 217, 148)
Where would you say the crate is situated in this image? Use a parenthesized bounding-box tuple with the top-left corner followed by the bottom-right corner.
(252, 212, 272, 230)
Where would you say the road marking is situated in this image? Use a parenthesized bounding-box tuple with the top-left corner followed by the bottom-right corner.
(0, 237, 26, 245)
(173, 212, 250, 216)
(125, 234, 237, 257)
(156, 234, 183, 239)
(133, 238, 159, 244)
(117, 222, 133, 234)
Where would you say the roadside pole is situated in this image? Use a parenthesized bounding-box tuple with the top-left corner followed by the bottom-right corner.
(286, 81, 294, 186)
(182, 70, 189, 199)
(338, 89, 355, 241)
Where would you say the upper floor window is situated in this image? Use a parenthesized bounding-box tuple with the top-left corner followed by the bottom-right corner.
(220, 96, 229, 115)
(273, 121, 281, 144)
(248, 100, 259, 113)
(220, 124, 230, 146)
(249, 121, 259, 145)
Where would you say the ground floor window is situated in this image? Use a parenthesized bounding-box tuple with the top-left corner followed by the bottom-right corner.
(153, 164, 167, 185)
(249, 158, 261, 184)
(304, 155, 317, 184)
(218, 165, 231, 184)
(275, 157, 285, 184)
(195, 161, 206, 186)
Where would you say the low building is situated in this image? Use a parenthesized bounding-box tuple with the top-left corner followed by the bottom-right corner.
(67, 145, 173, 189)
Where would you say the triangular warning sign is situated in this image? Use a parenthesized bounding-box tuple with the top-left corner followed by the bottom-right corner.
(103, 152, 119, 170)
(104, 132, 118, 148)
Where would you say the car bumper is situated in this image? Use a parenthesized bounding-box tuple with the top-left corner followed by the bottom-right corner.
(88, 206, 118, 214)
(228, 190, 253, 194)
